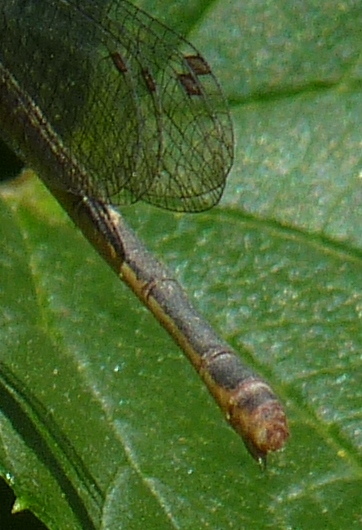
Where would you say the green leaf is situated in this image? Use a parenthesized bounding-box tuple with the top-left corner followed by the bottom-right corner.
(1, 0, 362, 529)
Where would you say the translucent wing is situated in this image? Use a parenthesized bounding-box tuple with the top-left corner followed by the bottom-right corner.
(102, 1, 234, 211)
(0, 0, 233, 212)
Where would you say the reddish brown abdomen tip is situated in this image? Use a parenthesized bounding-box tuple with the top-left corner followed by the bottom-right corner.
(228, 379, 289, 463)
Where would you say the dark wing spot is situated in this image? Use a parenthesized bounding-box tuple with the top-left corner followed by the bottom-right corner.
(184, 54, 211, 75)
(141, 68, 156, 93)
(178, 73, 202, 96)
(110, 51, 128, 74)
